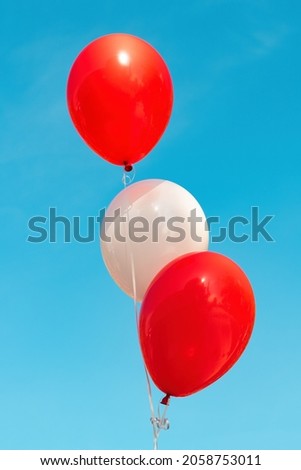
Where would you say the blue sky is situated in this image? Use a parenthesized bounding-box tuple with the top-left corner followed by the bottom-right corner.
(1, 0, 301, 450)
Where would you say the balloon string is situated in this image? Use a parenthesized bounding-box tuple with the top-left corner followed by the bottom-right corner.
(122, 166, 136, 187)
(122, 169, 169, 450)
(130, 256, 159, 450)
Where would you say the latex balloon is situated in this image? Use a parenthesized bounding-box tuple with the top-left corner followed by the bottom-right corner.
(101, 179, 209, 301)
(139, 252, 255, 397)
(67, 34, 173, 166)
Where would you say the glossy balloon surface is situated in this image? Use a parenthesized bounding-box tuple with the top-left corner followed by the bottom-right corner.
(139, 251, 255, 397)
(101, 179, 209, 301)
(67, 34, 173, 166)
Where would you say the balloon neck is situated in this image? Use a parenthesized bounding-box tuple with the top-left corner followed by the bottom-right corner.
(124, 163, 133, 172)
(160, 394, 171, 406)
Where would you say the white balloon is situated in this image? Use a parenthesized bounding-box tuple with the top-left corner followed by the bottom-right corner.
(101, 179, 209, 301)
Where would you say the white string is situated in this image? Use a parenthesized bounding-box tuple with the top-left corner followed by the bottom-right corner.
(130, 251, 160, 450)
(121, 168, 169, 450)
(121, 166, 136, 187)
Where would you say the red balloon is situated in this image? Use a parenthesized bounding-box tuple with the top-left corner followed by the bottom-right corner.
(139, 252, 255, 397)
(67, 34, 173, 166)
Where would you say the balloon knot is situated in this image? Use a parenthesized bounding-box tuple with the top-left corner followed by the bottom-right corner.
(150, 416, 170, 431)
(124, 164, 133, 172)
(160, 394, 171, 406)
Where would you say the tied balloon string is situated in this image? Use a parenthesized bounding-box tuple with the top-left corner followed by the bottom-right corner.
(122, 165, 136, 188)
(121, 167, 170, 450)
(152, 400, 170, 431)
(130, 255, 170, 450)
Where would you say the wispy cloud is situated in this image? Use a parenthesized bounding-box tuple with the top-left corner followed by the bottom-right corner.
(0, 35, 75, 165)
(209, 23, 291, 77)
(250, 25, 289, 57)
(166, 21, 291, 136)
